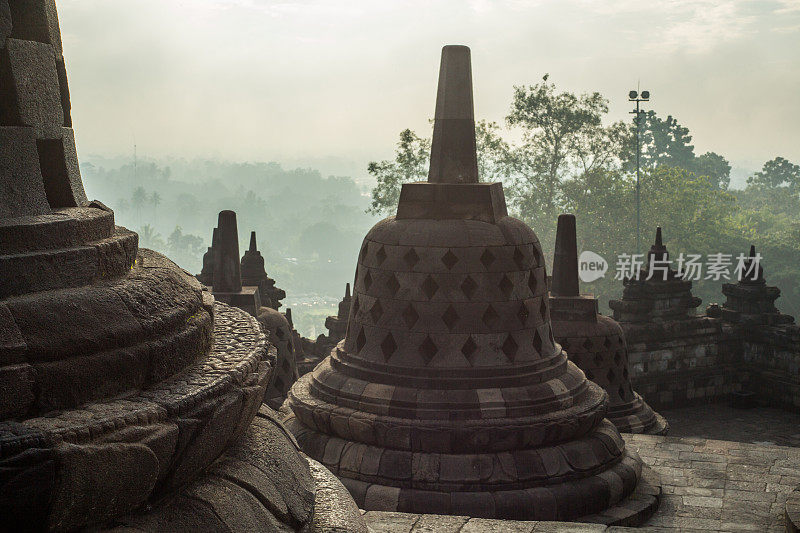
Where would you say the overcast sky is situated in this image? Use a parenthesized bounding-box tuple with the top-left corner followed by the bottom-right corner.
(59, 0, 800, 183)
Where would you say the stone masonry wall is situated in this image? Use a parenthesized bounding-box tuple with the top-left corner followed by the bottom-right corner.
(741, 324, 800, 408)
(625, 318, 745, 410)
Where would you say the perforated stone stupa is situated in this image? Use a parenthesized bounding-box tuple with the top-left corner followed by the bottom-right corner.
(549, 214, 667, 435)
(0, 4, 364, 531)
(286, 45, 659, 523)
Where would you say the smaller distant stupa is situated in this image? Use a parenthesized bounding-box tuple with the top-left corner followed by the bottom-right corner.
(609, 227, 702, 323)
(549, 214, 668, 435)
(720, 245, 794, 327)
(241, 231, 287, 310)
(198, 229, 286, 311)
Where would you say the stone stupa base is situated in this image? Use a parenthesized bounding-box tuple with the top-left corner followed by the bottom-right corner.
(610, 394, 670, 436)
(0, 300, 269, 531)
(285, 400, 658, 523)
(287, 409, 660, 525)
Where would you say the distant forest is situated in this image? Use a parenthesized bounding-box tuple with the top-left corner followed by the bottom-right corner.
(83, 75, 800, 335)
(81, 159, 379, 337)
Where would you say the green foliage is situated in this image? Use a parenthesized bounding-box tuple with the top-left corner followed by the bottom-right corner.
(367, 129, 430, 215)
(367, 77, 800, 318)
(746, 157, 800, 192)
(695, 152, 731, 190)
(624, 111, 731, 190)
(506, 74, 611, 216)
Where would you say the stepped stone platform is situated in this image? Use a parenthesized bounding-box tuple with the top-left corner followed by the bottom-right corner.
(365, 434, 800, 532)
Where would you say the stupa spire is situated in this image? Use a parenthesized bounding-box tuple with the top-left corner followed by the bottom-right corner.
(344, 282, 351, 299)
(249, 231, 257, 252)
(551, 213, 580, 297)
(648, 225, 668, 264)
(213, 210, 242, 293)
(427, 45, 478, 184)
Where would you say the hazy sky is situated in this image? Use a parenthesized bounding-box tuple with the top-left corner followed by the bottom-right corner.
(59, 0, 800, 182)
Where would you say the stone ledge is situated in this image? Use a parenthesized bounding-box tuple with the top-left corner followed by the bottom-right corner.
(0, 225, 137, 298)
(0, 205, 115, 254)
(0, 250, 214, 414)
(0, 302, 272, 531)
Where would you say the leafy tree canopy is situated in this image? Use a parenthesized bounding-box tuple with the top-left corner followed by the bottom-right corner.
(747, 157, 800, 192)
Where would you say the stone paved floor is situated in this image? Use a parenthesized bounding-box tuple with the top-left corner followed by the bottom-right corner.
(659, 403, 800, 448)
(364, 433, 800, 532)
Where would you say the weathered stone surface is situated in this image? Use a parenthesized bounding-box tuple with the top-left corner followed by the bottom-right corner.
(36, 126, 87, 207)
(0, 303, 276, 530)
(609, 229, 732, 410)
(308, 457, 369, 533)
(0, 445, 57, 531)
(196, 226, 217, 286)
(0, 126, 50, 218)
(364, 434, 800, 531)
(303, 283, 352, 377)
(9, 284, 144, 362)
(48, 441, 159, 531)
(0, 226, 138, 298)
(0, 1, 10, 44)
(108, 405, 368, 532)
(213, 286, 261, 316)
(3, 38, 63, 129)
(551, 214, 579, 298)
(0, 302, 26, 364)
(0, 205, 114, 254)
(0, 364, 34, 418)
(7, 0, 63, 55)
(396, 182, 508, 223)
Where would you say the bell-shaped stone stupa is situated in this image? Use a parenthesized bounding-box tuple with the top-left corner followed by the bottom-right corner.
(286, 45, 658, 523)
(549, 214, 668, 435)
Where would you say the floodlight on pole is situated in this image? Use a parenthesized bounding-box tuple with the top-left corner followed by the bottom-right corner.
(629, 88, 651, 255)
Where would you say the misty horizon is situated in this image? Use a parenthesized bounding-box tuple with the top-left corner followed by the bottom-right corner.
(59, 0, 799, 188)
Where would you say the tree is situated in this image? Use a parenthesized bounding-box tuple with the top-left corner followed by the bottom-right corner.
(627, 111, 696, 171)
(694, 152, 731, 190)
(506, 74, 610, 216)
(138, 224, 165, 250)
(166, 226, 205, 269)
(150, 191, 162, 224)
(131, 187, 147, 226)
(638, 166, 736, 252)
(115, 198, 130, 215)
(367, 129, 430, 215)
(475, 120, 512, 183)
(747, 157, 800, 192)
(624, 112, 731, 190)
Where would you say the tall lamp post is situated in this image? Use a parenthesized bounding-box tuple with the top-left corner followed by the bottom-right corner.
(629, 89, 650, 255)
